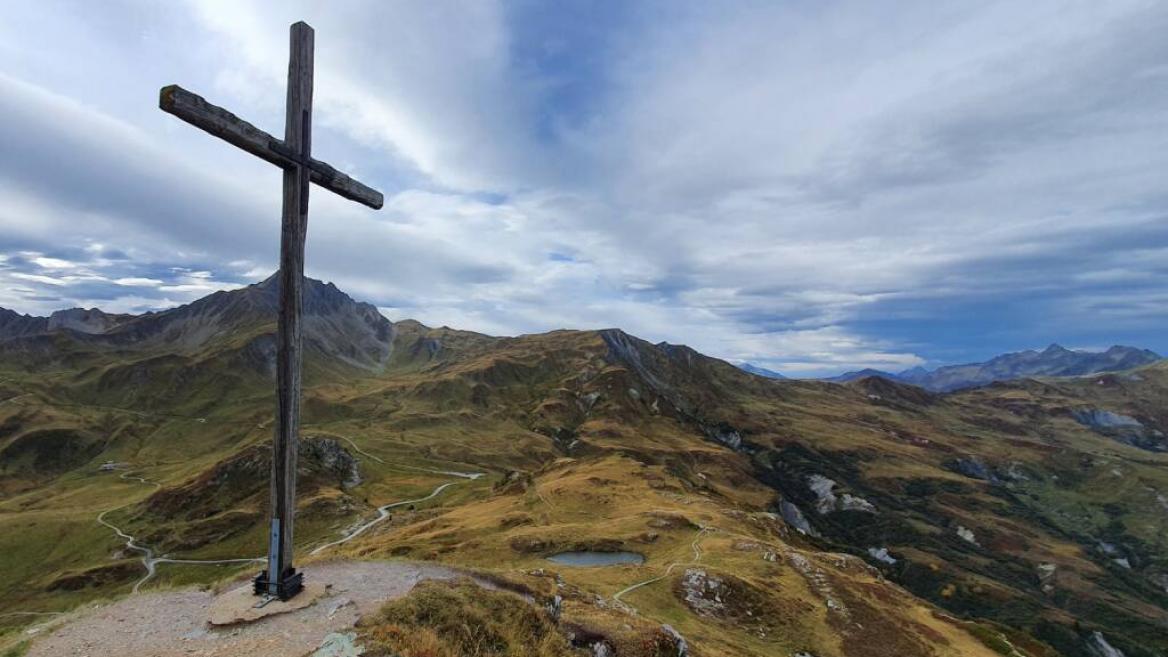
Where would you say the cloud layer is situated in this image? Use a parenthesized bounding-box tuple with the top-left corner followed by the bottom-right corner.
(1, 0, 1165, 375)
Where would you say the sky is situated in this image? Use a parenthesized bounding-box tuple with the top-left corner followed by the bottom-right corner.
(0, 0, 1166, 377)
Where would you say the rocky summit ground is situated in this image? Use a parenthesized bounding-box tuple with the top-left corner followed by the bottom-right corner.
(22, 561, 468, 657)
(1, 277, 1166, 656)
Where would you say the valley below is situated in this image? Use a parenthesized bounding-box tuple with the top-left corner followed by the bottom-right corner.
(1, 277, 1166, 657)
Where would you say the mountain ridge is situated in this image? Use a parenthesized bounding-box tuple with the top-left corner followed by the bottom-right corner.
(0, 274, 401, 372)
(6, 284, 1157, 394)
(2, 277, 1167, 657)
(736, 362, 787, 379)
(827, 343, 1161, 391)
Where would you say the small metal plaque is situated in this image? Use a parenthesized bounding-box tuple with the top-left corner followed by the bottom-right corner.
(267, 518, 280, 595)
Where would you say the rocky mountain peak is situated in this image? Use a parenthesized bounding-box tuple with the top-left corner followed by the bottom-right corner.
(47, 308, 127, 334)
(0, 275, 398, 372)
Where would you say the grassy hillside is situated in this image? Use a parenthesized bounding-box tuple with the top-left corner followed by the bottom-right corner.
(1, 286, 1165, 656)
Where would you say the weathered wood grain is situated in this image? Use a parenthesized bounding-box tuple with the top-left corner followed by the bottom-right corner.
(159, 85, 383, 209)
(268, 20, 314, 591)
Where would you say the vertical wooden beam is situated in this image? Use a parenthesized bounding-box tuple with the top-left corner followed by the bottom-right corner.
(268, 20, 314, 596)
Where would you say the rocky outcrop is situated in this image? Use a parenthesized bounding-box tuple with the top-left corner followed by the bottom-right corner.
(779, 500, 817, 536)
(301, 438, 362, 489)
(1073, 408, 1166, 452)
(1036, 563, 1057, 594)
(867, 547, 897, 565)
(946, 456, 996, 482)
(47, 308, 128, 334)
(680, 569, 728, 617)
(955, 525, 979, 546)
(806, 474, 875, 514)
(1086, 631, 1126, 657)
(1074, 408, 1144, 430)
(705, 424, 743, 450)
(660, 624, 688, 657)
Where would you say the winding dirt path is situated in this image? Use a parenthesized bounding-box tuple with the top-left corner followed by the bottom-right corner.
(96, 471, 162, 591)
(305, 432, 484, 555)
(97, 470, 266, 592)
(613, 527, 711, 605)
(311, 480, 468, 555)
(312, 430, 484, 480)
(100, 432, 485, 590)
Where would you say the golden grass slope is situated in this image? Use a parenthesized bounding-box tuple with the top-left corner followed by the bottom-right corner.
(2, 306, 1166, 656)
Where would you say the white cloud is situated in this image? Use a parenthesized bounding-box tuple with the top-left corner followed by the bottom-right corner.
(113, 278, 164, 287)
(10, 273, 67, 286)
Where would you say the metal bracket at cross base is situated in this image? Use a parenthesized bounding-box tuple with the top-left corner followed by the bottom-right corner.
(253, 568, 304, 601)
(252, 517, 303, 600)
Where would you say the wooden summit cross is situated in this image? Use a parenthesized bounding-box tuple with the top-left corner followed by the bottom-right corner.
(159, 21, 383, 601)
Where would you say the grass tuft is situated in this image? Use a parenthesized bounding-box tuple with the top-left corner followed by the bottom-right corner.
(357, 579, 573, 657)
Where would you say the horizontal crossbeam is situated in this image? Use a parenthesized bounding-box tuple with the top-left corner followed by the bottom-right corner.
(159, 85, 383, 209)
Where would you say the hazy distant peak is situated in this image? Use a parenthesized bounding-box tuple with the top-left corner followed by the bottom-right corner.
(47, 308, 129, 334)
(842, 344, 1163, 392)
(737, 362, 786, 379)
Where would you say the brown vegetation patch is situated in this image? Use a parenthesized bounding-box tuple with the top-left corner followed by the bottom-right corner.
(831, 584, 938, 657)
(499, 512, 534, 529)
(45, 561, 141, 591)
(642, 511, 698, 530)
(356, 578, 572, 657)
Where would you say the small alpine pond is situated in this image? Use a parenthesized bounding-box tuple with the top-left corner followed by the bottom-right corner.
(546, 551, 645, 567)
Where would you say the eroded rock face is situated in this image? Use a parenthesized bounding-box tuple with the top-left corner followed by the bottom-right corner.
(1075, 409, 1143, 429)
(1073, 408, 1167, 452)
(47, 308, 127, 334)
(660, 625, 688, 657)
(867, 547, 896, 565)
(779, 500, 817, 536)
(1086, 631, 1127, 657)
(806, 474, 876, 514)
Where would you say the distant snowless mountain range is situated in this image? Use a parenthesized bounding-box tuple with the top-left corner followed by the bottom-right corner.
(821, 345, 1161, 391)
(2, 285, 1161, 394)
(739, 345, 1163, 391)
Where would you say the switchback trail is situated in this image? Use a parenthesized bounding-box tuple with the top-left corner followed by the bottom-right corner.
(100, 444, 484, 590)
(332, 432, 485, 480)
(313, 430, 485, 480)
(98, 470, 263, 593)
(311, 479, 472, 555)
(307, 432, 485, 554)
